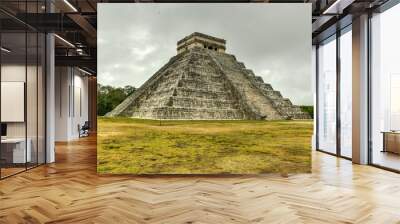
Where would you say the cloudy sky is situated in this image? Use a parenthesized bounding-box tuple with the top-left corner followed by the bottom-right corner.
(98, 4, 312, 105)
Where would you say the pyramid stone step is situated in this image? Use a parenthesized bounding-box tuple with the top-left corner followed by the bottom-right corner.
(174, 87, 236, 100)
(256, 83, 273, 91)
(169, 96, 240, 109)
(177, 79, 227, 92)
(181, 74, 227, 84)
(237, 62, 245, 68)
(132, 108, 246, 120)
(263, 90, 283, 100)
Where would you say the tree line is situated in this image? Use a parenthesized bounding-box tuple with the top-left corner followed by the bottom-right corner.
(300, 106, 313, 118)
(97, 84, 136, 116)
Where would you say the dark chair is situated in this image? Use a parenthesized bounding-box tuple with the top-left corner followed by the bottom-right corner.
(79, 121, 90, 138)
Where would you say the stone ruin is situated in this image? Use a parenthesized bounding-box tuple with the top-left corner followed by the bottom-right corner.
(106, 32, 310, 120)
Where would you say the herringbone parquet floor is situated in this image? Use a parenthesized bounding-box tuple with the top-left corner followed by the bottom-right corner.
(1, 136, 400, 224)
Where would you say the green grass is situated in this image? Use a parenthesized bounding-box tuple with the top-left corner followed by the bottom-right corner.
(97, 117, 313, 174)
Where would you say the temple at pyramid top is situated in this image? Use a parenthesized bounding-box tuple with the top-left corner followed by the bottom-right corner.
(177, 32, 226, 54)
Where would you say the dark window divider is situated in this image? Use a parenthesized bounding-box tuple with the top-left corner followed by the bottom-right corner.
(315, 44, 320, 151)
(336, 27, 341, 157)
(25, 1, 28, 171)
(0, 24, 2, 179)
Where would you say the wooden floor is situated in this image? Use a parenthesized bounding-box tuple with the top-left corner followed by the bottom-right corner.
(1, 136, 400, 223)
(0, 167, 26, 178)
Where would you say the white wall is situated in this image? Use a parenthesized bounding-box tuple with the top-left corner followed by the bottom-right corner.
(55, 67, 69, 141)
(55, 67, 89, 141)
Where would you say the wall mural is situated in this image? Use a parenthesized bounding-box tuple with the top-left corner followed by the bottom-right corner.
(97, 4, 313, 174)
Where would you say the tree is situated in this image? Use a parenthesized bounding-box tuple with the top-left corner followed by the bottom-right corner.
(97, 84, 136, 116)
(300, 106, 313, 118)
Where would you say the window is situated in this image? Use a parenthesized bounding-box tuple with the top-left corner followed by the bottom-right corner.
(316, 26, 353, 159)
(317, 36, 337, 154)
(371, 4, 400, 171)
(339, 28, 352, 158)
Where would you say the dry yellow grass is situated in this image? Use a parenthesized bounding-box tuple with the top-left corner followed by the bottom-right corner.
(97, 117, 313, 174)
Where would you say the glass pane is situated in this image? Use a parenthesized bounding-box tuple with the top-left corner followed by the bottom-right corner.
(26, 0, 40, 168)
(318, 37, 337, 154)
(38, 33, 46, 165)
(1, 32, 27, 177)
(0, 1, 46, 179)
(340, 29, 352, 158)
(27, 31, 38, 169)
(312, 45, 317, 150)
(371, 4, 400, 171)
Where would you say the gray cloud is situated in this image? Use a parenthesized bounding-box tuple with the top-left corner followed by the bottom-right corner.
(98, 3, 312, 105)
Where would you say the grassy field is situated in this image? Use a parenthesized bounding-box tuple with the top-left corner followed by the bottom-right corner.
(97, 117, 313, 174)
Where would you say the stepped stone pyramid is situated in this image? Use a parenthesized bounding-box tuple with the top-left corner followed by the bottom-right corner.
(106, 32, 310, 120)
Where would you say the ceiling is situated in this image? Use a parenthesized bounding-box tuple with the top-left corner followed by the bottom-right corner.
(0, 0, 394, 75)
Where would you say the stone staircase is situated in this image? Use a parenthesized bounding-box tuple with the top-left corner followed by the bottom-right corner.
(208, 50, 310, 120)
(208, 51, 283, 119)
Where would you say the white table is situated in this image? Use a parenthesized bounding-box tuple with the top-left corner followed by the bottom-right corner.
(1, 138, 31, 163)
